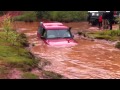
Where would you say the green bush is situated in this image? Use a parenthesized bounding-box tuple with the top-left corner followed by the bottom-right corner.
(2, 11, 88, 22)
(35, 11, 87, 22)
(47, 11, 87, 22)
(1, 16, 13, 41)
(14, 11, 37, 22)
(16, 33, 29, 47)
(36, 11, 50, 19)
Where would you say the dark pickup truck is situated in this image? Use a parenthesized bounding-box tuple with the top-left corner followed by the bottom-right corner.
(87, 11, 106, 26)
(87, 11, 120, 26)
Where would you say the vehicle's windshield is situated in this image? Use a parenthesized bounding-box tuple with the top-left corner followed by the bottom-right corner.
(46, 30, 72, 39)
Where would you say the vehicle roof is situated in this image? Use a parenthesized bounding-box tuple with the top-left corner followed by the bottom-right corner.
(88, 11, 98, 12)
(42, 22, 69, 30)
(88, 11, 110, 13)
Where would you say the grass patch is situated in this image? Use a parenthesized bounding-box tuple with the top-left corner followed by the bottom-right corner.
(87, 30, 120, 41)
(0, 17, 40, 79)
(0, 45, 38, 68)
(0, 31, 39, 72)
(22, 72, 39, 79)
(43, 71, 63, 79)
(115, 42, 120, 49)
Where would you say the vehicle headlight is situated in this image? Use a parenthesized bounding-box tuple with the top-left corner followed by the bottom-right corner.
(92, 13, 95, 16)
(96, 14, 99, 16)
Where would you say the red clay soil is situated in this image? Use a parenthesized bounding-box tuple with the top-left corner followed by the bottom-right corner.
(7, 68, 23, 79)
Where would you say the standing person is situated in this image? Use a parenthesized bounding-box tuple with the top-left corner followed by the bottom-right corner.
(102, 11, 108, 29)
(98, 14, 102, 29)
(108, 11, 114, 30)
(106, 12, 110, 29)
(87, 12, 91, 24)
(102, 11, 106, 29)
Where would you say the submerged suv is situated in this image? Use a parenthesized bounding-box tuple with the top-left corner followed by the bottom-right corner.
(37, 22, 77, 47)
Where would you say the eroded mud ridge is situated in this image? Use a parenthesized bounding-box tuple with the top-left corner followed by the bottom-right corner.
(15, 21, 120, 79)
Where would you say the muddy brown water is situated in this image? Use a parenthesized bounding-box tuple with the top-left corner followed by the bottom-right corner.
(13, 21, 120, 79)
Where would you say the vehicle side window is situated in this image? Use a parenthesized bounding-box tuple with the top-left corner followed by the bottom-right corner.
(41, 29, 46, 38)
(68, 30, 72, 37)
(43, 30, 47, 38)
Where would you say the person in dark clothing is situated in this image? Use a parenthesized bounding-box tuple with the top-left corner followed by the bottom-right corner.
(87, 12, 91, 24)
(102, 11, 108, 29)
(108, 11, 114, 30)
(105, 12, 110, 29)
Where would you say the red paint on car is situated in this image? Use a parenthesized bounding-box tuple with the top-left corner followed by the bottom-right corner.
(37, 22, 77, 47)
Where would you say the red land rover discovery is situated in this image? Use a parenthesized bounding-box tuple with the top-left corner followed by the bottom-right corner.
(37, 22, 77, 47)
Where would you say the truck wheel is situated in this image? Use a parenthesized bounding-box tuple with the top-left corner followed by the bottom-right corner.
(92, 22, 96, 26)
(95, 20, 98, 26)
